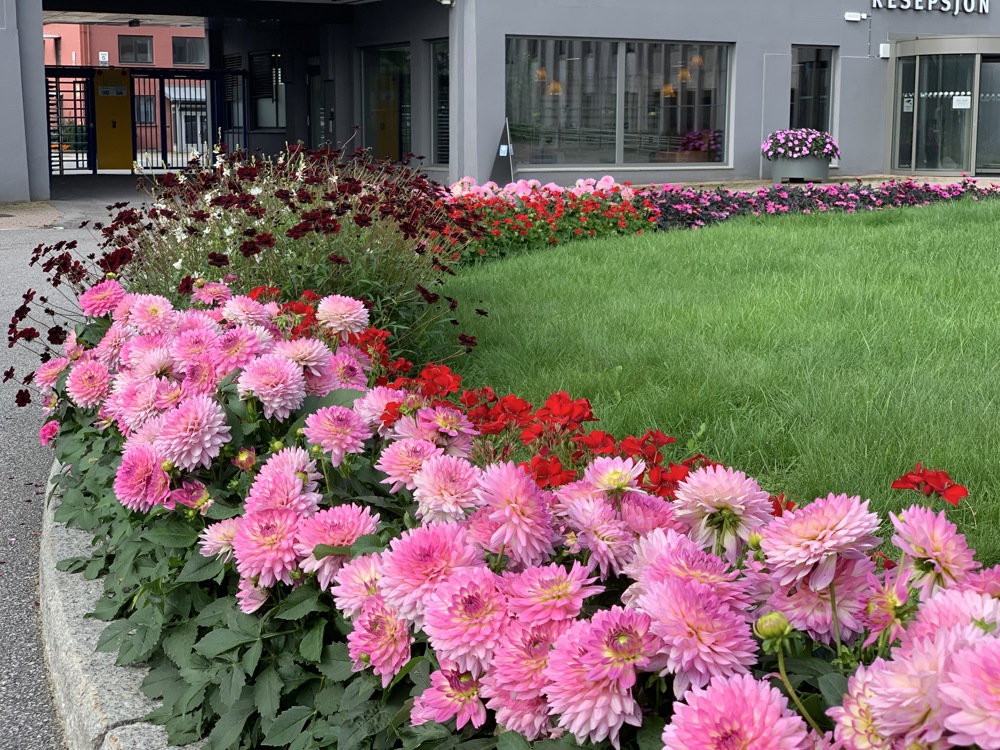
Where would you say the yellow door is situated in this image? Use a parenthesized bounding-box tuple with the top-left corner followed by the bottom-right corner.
(94, 69, 134, 169)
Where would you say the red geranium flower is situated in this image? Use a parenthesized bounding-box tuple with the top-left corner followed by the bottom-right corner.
(891, 462, 968, 505)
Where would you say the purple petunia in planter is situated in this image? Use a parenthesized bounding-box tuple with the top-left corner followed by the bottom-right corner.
(762, 128, 840, 183)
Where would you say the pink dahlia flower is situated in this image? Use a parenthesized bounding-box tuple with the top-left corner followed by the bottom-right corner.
(542, 620, 643, 748)
(375, 438, 443, 494)
(236, 577, 270, 614)
(79, 279, 127, 317)
(663, 673, 810, 750)
(939, 636, 1000, 749)
(129, 295, 176, 335)
(216, 326, 268, 373)
(581, 606, 659, 690)
(620, 490, 685, 536)
(761, 493, 881, 591)
(221, 296, 273, 327)
(415, 405, 478, 441)
(411, 666, 487, 730)
(890, 505, 980, 600)
(115, 378, 164, 433)
(565, 494, 633, 579)
(328, 351, 368, 391)
(331, 553, 383, 620)
(35, 357, 70, 393)
(860, 564, 911, 649)
(481, 619, 564, 703)
(294, 504, 380, 591)
(897, 587, 1000, 656)
(347, 596, 413, 688)
(237, 353, 306, 421)
(582, 456, 645, 495)
(827, 661, 892, 750)
(170, 480, 213, 515)
(378, 523, 483, 627)
(244, 449, 322, 517)
(674, 465, 772, 565)
(504, 561, 603, 627)
(232, 508, 301, 588)
(66, 359, 111, 408)
(191, 281, 231, 306)
(39, 420, 59, 447)
(484, 694, 552, 741)
(199, 518, 241, 563)
(316, 294, 369, 339)
(180, 353, 223, 398)
(169, 328, 219, 372)
(154, 395, 231, 471)
(476, 461, 557, 570)
(958, 564, 1000, 598)
(303, 405, 373, 467)
(93, 324, 130, 370)
(423, 566, 508, 674)
(113, 443, 171, 512)
(637, 576, 757, 697)
(272, 338, 332, 377)
(412, 454, 481, 524)
(353, 386, 408, 433)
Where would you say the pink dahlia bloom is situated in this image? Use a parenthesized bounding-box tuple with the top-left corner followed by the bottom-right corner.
(620, 490, 685, 536)
(294, 504, 380, 590)
(129, 347, 175, 382)
(169, 480, 213, 515)
(412, 454, 481, 524)
(415, 405, 478, 441)
(939, 636, 1000, 749)
(581, 606, 659, 690)
(481, 619, 564, 703)
(475, 461, 557, 570)
(761, 493, 881, 591)
(93, 324, 130, 370)
(191, 281, 231, 306)
(331, 553, 383, 620)
(958, 564, 1000, 598)
(232, 508, 301, 587)
(66, 359, 112, 408)
(378, 523, 483, 627)
(423, 566, 508, 674)
(113, 443, 171, 512)
(221, 296, 273, 327)
(176, 309, 221, 333)
(244, 447, 322, 516)
(674, 465, 772, 565)
(484, 694, 552, 741)
(637, 576, 757, 697)
(180, 353, 223, 398)
(504, 561, 603, 627)
(347, 596, 413, 688)
(316, 294, 369, 339)
(303, 405, 373, 467)
(272, 338, 333, 377)
(216, 326, 268, 374)
(663, 673, 810, 750)
(35, 357, 71, 393)
(328, 351, 369, 391)
(79, 279, 127, 317)
(115, 377, 164, 433)
(169, 328, 219, 372)
(39, 420, 59, 447)
(860, 564, 911, 648)
(542, 620, 643, 748)
(827, 661, 892, 750)
(411, 666, 487, 730)
(199, 518, 241, 563)
(236, 577, 270, 614)
(565, 494, 633, 579)
(154, 395, 231, 471)
(375, 438, 443, 494)
(129, 295, 176, 335)
(353, 386, 408, 433)
(237, 353, 307, 421)
(581, 456, 645, 494)
(897, 587, 1000, 656)
(890, 505, 980, 600)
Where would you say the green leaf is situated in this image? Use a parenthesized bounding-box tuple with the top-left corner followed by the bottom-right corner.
(163, 620, 200, 669)
(318, 642, 354, 682)
(195, 628, 258, 658)
(313, 544, 352, 560)
(242, 639, 264, 675)
(255, 666, 285, 723)
(176, 553, 224, 583)
(457, 741, 498, 750)
(782, 656, 837, 678)
(350, 534, 387, 556)
(273, 585, 325, 621)
(636, 716, 667, 750)
(819, 672, 850, 709)
(219, 665, 246, 708)
(497, 733, 531, 750)
(195, 596, 238, 627)
(263, 705, 314, 747)
(142, 664, 183, 700)
(387, 656, 422, 690)
(206, 692, 255, 750)
(117, 606, 165, 664)
(300, 621, 326, 663)
(143, 520, 200, 549)
(314, 684, 345, 715)
(340, 673, 378, 711)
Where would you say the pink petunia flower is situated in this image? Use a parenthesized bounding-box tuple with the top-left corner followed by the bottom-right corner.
(476, 461, 557, 570)
(65, 359, 112, 408)
(236, 353, 307, 421)
(154, 394, 231, 471)
(423, 566, 508, 674)
(303, 405, 373, 467)
(316, 295, 369, 339)
(294, 504, 380, 591)
(79, 279, 127, 317)
(411, 666, 487, 730)
(375, 438, 443, 494)
(890, 505, 980, 600)
(412, 454, 482, 524)
(232, 508, 301, 588)
(347, 595, 413, 688)
(504, 561, 603, 627)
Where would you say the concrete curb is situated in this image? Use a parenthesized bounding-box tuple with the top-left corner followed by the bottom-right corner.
(39, 463, 197, 750)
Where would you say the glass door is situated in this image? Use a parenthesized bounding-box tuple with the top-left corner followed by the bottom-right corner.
(893, 58, 916, 170)
(915, 54, 974, 171)
(977, 58, 1000, 173)
(363, 47, 411, 162)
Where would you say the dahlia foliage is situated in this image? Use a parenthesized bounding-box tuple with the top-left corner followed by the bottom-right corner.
(27, 274, 1000, 750)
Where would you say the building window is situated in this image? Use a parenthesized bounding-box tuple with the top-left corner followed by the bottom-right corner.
(172, 37, 206, 66)
(363, 46, 411, 162)
(249, 51, 285, 130)
(790, 46, 835, 132)
(505, 37, 731, 166)
(135, 95, 156, 124)
(432, 40, 449, 165)
(119, 35, 153, 64)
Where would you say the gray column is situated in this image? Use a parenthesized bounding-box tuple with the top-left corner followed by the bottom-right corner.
(0, 0, 32, 203)
(18, 0, 48, 200)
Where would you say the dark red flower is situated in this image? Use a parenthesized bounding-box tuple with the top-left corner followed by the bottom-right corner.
(891, 463, 968, 506)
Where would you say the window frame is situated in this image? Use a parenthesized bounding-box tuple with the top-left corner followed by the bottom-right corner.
(431, 39, 450, 165)
(118, 35, 153, 65)
(172, 36, 207, 67)
(790, 45, 837, 133)
(248, 50, 286, 131)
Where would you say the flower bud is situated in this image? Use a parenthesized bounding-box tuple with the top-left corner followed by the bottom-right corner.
(754, 611, 792, 641)
(309, 444, 323, 456)
(270, 439, 284, 452)
(160, 460, 175, 473)
(747, 529, 764, 551)
(194, 277, 207, 288)
(105, 272, 117, 279)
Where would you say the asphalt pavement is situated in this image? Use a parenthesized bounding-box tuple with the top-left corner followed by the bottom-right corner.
(0, 174, 152, 750)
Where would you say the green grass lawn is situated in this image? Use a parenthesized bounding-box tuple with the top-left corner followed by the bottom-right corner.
(444, 199, 1000, 565)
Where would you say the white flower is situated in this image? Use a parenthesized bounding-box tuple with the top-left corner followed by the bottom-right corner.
(172, 258, 184, 270)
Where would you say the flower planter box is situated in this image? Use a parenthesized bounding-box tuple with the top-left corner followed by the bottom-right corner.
(769, 156, 830, 184)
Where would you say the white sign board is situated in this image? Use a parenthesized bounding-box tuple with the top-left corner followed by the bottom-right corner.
(98, 51, 109, 67)
(953, 94, 972, 109)
(903, 97, 914, 112)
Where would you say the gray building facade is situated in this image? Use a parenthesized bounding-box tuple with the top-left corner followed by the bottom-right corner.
(5, 0, 1000, 203)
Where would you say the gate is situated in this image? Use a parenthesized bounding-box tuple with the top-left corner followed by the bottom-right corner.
(45, 66, 248, 175)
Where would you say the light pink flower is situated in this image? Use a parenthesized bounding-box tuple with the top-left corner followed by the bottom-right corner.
(154, 395, 231, 471)
(581, 606, 659, 690)
(375, 438, 443, 494)
(180, 353, 223, 397)
(216, 326, 268, 373)
(115, 377, 164, 432)
(412, 455, 481, 524)
(861, 565, 911, 648)
(827, 661, 892, 750)
(411, 667, 487, 730)
(353, 386, 408, 432)
(328, 351, 368, 390)
(221, 296, 273, 327)
(416, 405, 478, 441)
(294, 504, 380, 590)
(620, 490, 685, 536)
(891, 505, 980, 599)
(316, 295, 369, 339)
(582, 456, 645, 494)
(244, 446, 322, 516)
(565, 494, 632, 579)
(129, 295, 176, 335)
(93, 324, 130, 370)
(232, 508, 301, 587)
(939, 637, 1000, 749)
(113, 443, 171, 512)
(303, 405, 373, 467)
(761, 493, 881, 591)
(504, 562, 603, 627)
(79, 279, 127, 317)
(423, 566, 508, 674)
(272, 338, 332, 377)
(663, 673, 810, 750)
(169, 328, 219, 373)
(199, 518, 241, 563)
(958, 564, 1000, 598)
(674, 465, 772, 565)
(170, 480, 213, 515)
(65, 359, 111, 408)
(476, 461, 556, 570)
(897, 587, 1000, 656)
(377, 523, 483, 627)
(35, 357, 71, 392)
(236, 577, 270, 614)
(237, 353, 306, 420)
(192, 282, 231, 306)
(39, 420, 59, 447)
(347, 596, 413, 688)
(331, 553, 383, 620)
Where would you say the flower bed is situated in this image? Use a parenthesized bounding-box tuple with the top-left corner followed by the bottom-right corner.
(8, 159, 1000, 750)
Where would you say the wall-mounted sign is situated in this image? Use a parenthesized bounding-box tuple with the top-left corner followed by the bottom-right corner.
(872, 0, 989, 13)
(98, 51, 109, 67)
(903, 96, 915, 112)
(953, 94, 972, 108)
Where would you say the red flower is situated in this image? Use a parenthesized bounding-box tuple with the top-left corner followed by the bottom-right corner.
(521, 454, 577, 489)
(891, 462, 968, 506)
(769, 493, 796, 517)
(418, 364, 462, 397)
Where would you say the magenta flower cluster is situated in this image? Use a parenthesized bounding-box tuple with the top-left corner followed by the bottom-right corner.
(761, 128, 840, 161)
